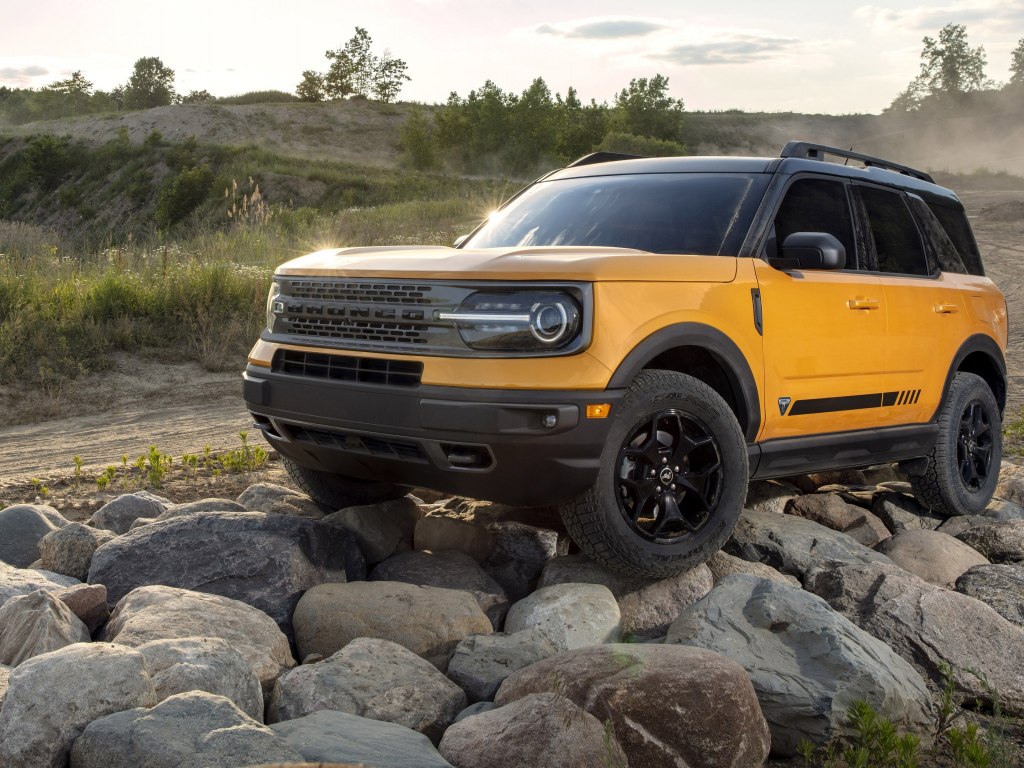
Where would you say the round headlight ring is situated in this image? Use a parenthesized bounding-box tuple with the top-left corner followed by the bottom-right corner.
(530, 301, 569, 344)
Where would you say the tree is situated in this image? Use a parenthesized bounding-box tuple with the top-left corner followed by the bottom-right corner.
(1011, 38, 1024, 85)
(371, 49, 410, 103)
(49, 71, 93, 96)
(123, 57, 176, 110)
(179, 89, 213, 104)
(554, 87, 608, 162)
(887, 24, 992, 111)
(398, 105, 436, 169)
(296, 71, 326, 102)
(325, 27, 373, 98)
(609, 75, 684, 141)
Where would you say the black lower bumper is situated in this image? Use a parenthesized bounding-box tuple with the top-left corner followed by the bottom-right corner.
(243, 365, 624, 506)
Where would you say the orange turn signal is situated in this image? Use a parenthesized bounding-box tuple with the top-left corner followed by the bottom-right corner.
(586, 404, 611, 419)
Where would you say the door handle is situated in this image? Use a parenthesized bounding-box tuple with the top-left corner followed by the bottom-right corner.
(934, 303, 959, 314)
(848, 299, 879, 310)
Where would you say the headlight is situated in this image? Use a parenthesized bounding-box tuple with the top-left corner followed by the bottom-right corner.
(439, 292, 581, 351)
(266, 281, 282, 331)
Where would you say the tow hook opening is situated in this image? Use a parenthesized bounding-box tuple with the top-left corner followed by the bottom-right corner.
(441, 443, 494, 470)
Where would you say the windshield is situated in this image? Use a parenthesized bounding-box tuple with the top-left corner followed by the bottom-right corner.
(464, 172, 771, 256)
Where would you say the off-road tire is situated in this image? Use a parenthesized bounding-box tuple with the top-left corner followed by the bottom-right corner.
(910, 372, 1001, 516)
(282, 456, 407, 511)
(559, 369, 749, 579)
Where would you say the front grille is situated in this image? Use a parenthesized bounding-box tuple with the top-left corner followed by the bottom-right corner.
(284, 422, 428, 463)
(286, 317, 430, 344)
(272, 350, 423, 387)
(286, 280, 433, 305)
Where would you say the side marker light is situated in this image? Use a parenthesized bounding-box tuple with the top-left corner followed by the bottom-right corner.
(587, 404, 611, 419)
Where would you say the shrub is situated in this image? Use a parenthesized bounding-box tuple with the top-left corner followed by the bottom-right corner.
(143, 129, 164, 148)
(155, 164, 215, 227)
(398, 106, 436, 170)
(26, 135, 69, 188)
(595, 132, 686, 158)
(214, 90, 299, 105)
(165, 135, 200, 172)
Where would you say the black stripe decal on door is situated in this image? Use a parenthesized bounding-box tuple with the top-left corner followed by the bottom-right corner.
(788, 390, 922, 415)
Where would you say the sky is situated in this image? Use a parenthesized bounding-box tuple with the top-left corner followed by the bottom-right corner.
(1, 0, 1022, 114)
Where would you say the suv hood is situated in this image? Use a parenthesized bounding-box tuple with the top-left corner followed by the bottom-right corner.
(275, 245, 737, 283)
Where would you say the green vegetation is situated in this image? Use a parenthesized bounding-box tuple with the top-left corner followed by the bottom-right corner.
(213, 91, 298, 106)
(298, 27, 410, 104)
(123, 57, 176, 110)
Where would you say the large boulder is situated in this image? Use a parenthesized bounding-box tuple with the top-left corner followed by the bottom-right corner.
(504, 583, 621, 651)
(269, 637, 467, 745)
(480, 521, 567, 601)
(37, 523, 116, 581)
(875, 529, 989, 586)
(955, 564, 1024, 628)
(446, 628, 558, 702)
(0, 643, 157, 768)
(957, 519, 1024, 564)
(90, 492, 168, 534)
(371, 550, 509, 630)
(269, 710, 454, 767)
(0, 505, 60, 567)
(439, 692, 626, 768)
(292, 581, 492, 670)
(323, 496, 422, 563)
(0, 561, 79, 606)
(936, 515, 994, 538)
(786, 493, 867, 532)
(746, 479, 801, 514)
(0, 589, 90, 666)
(136, 637, 264, 722)
(70, 691, 302, 768)
(871, 492, 945, 533)
(88, 511, 365, 640)
(127, 498, 252, 530)
(51, 583, 109, 633)
(984, 498, 1024, 521)
(0, 663, 8, 704)
(705, 550, 800, 586)
(495, 644, 771, 768)
(100, 585, 295, 698)
(237, 483, 305, 512)
(415, 516, 496, 562)
(815, 562, 1024, 715)
(538, 555, 712, 638)
(666, 574, 935, 755)
(725, 509, 895, 587)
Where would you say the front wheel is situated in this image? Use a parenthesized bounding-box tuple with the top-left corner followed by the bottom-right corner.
(559, 369, 749, 579)
(282, 456, 407, 511)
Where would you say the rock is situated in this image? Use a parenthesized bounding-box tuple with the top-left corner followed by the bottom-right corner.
(90, 492, 168, 534)
(666, 574, 935, 755)
(70, 691, 302, 768)
(439, 692, 626, 768)
(984, 498, 1024, 521)
(269, 637, 467, 745)
(996, 468, 1024, 505)
(936, 515, 993, 537)
(480, 521, 566, 601)
(809, 469, 868, 487)
(746, 479, 800, 514)
(504, 583, 621, 651)
(0, 505, 60, 567)
(957, 519, 1024, 564)
(538, 554, 713, 638)
(447, 628, 558, 702)
(453, 702, 498, 723)
(725, 509, 894, 588)
(0, 642, 156, 768)
(815, 562, 1024, 715)
(269, 709, 454, 767)
(787, 493, 866, 531)
(371, 550, 509, 630)
(323, 497, 423, 564)
(128, 498, 251, 531)
(35, 506, 71, 528)
(955, 564, 1024, 627)
(51, 583, 109, 633)
(237, 483, 304, 512)
(0, 589, 90, 666)
(0, 561, 80, 606)
(706, 550, 801, 586)
(267, 497, 327, 520)
(415, 516, 496, 562)
(100, 585, 295, 698)
(872, 491, 945, 533)
(862, 465, 905, 486)
(293, 581, 492, 670)
(876, 529, 989, 585)
(845, 510, 893, 548)
(88, 511, 365, 641)
(136, 637, 264, 722)
(495, 644, 771, 768)
(778, 474, 820, 494)
(302, 653, 323, 664)
(0, 663, 8, 705)
(37, 522, 116, 581)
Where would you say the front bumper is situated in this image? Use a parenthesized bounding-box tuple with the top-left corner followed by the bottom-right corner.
(243, 365, 624, 506)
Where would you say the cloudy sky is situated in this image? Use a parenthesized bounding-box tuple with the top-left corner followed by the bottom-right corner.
(2, 0, 1022, 114)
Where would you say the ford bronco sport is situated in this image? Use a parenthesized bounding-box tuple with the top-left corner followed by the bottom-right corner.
(244, 141, 1008, 578)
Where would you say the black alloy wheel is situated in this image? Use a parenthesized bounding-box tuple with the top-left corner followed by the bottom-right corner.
(957, 399, 994, 492)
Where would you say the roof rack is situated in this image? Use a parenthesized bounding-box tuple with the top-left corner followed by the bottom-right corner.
(780, 141, 934, 184)
(566, 151, 647, 168)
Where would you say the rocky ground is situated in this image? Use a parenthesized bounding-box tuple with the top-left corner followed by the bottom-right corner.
(0, 461, 1023, 768)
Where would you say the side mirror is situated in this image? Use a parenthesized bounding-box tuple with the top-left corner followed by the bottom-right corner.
(453, 234, 469, 248)
(769, 232, 846, 271)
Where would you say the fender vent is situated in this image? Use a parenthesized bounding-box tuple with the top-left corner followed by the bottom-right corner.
(272, 350, 423, 387)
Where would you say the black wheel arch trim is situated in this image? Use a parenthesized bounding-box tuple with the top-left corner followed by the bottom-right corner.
(606, 322, 761, 443)
(932, 333, 1007, 420)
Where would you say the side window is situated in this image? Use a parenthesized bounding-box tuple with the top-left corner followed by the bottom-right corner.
(905, 195, 967, 274)
(853, 186, 929, 275)
(927, 202, 985, 276)
(773, 178, 857, 267)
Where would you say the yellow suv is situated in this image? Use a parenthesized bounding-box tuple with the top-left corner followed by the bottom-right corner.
(244, 142, 1008, 577)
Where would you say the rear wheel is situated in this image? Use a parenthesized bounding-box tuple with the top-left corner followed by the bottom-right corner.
(559, 369, 748, 579)
(282, 456, 407, 511)
(910, 371, 1001, 516)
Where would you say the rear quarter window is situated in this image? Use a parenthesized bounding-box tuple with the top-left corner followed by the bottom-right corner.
(926, 202, 985, 276)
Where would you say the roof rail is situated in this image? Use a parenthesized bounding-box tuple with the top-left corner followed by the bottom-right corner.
(780, 141, 934, 184)
(566, 151, 647, 168)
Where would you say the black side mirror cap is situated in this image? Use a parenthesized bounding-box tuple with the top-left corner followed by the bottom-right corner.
(769, 232, 846, 271)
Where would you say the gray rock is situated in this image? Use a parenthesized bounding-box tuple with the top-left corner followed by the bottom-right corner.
(90, 492, 168, 534)
(323, 497, 423, 564)
(504, 583, 621, 651)
(957, 519, 1024, 564)
(35, 506, 71, 529)
(480, 521, 567, 601)
(51, 583, 109, 633)
(136, 637, 264, 722)
(0, 589, 90, 666)
(0, 643, 157, 768)
(872, 492, 945, 533)
(100, 585, 295, 699)
(70, 691, 302, 768)
(269, 709, 454, 767)
(0, 663, 8, 706)
(415, 516, 496, 562)
(538, 554, 713, 638)
(815, 562, 1024, 715)
(984, 499, 1024, 521)
(453, 701, 498, 723)
(746, 479, 800, 514)
(88, 511, 365, 641)
(0, 505, 59, 567)
(725, 509, 895, 588)
(667, 574, 935, 755)
(996, 467, 1024, 505)
(955, 564, 1024, 627)
(439, 692, 626, 768)
(937, 515, 994, 537)
(845, 510, 892, 548)
(447, 628, 558, 702)
(809, 469, 869, 487)
(0, 561, 79, 606)
(269, 637, 467, 745)
(705, 550, 801, 586)
(876, 529, 989, 585)
(37, 523, 116, 581)
(236, 483, 304, 512)
(128, 497, 250, 530)
(787, 493, 867, 532)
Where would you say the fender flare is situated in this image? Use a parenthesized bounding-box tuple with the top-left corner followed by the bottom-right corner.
(607, 322, 762, 443)
(932, 333, 1007, 420)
